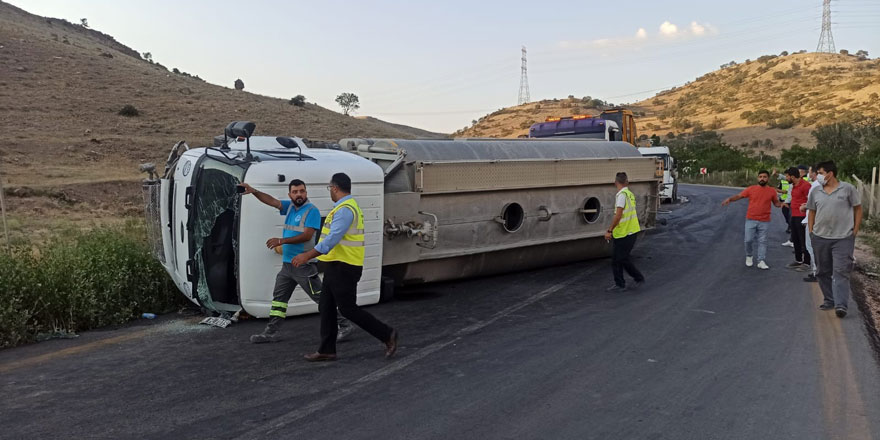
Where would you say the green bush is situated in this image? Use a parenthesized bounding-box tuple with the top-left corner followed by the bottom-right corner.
(118, 105, 140, 117)
(0, 222, 181, 347)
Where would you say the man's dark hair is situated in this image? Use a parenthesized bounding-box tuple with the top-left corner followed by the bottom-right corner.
(797, 164, 808, 171)
(288, 179, 306, 190)
(785, 167, 800, 178)
(816, 160, 837, 176)
(615, 172, 628, 184)
(758, 170, 770, 177)
(330, 173, 352, 193)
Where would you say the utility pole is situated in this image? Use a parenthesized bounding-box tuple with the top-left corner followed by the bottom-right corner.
(816, 0, 836, 53)
(517, 46, 530, 106)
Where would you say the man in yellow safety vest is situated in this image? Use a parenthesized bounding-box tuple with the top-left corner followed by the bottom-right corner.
(292, 172, 398, 361)
(603, 172, 645, 292)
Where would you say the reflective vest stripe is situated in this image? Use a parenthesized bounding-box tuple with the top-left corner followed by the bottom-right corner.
(283, 225, 306, 232)
(271, 301, 288, 309)
(339, 239, 365, 246)
(269, 310, 286, 318)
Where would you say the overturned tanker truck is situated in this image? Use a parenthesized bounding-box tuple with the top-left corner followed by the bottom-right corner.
(140, 121, 662, 318)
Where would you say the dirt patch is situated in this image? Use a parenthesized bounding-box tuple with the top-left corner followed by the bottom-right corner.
(853, 235, 880, 363)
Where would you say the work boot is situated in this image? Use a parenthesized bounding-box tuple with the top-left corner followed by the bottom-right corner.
(250, 317, 282, 344)
(336, 323, 354, 342)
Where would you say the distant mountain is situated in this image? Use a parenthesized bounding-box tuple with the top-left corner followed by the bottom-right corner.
(456, 52, 880, 151)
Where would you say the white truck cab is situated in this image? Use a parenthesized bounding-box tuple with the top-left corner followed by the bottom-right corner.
(144, 127, 384, 318)
(638, 146, 677, 202)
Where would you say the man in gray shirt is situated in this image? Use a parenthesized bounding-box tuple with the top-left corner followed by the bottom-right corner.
(806, 160, 863, 318)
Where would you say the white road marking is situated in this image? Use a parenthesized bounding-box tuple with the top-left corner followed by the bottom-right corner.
(250, 266, 600, 437)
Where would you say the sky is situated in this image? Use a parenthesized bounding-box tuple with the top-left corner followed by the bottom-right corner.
(9, 0, 880, 133)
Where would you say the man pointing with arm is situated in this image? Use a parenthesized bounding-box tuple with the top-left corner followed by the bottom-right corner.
(292, 173, 399, 361)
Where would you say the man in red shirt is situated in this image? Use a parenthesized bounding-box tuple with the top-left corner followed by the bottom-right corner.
(785, 166, 812, 270)
(721, 170, 783, 269)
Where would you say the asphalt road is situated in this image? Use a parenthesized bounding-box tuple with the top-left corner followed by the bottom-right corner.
(2, 184, 879, 440)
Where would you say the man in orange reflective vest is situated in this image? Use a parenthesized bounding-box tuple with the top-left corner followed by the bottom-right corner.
(292, 173, 398, 361)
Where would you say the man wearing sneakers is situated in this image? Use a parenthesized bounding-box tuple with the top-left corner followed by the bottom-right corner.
(721, 170, 782, 269)
(808, 161, 862, 318)
(772, 167, 792, 240)
(604, 172, 646, 292)
(786, 167, 812, 271)
(801, 166, 822, 282)
(238, 180, 352, 343)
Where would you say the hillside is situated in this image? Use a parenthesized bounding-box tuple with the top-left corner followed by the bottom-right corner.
(457, 52, 880, 150)
(354, 116, 447, 139)
(0, 1, 444, 228)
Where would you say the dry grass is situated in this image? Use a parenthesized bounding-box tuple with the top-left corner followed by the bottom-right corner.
(0, 2, 443, 223)
(457, 53, 880, 153)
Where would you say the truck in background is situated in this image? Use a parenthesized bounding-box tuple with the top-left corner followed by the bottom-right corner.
(528, 109, 677, 202)
(528, 108, 638, 145)
(638, 146, 677, 202)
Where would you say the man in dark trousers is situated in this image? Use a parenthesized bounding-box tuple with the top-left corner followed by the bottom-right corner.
(292, 173, 398, 361)
(238, 180, 352, 343)
(604, 172, 645, 292)
(786, 167, 812, 271)
(808, 161, 862, 318)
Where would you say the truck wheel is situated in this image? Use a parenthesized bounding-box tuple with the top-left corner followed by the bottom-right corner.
(379, 276, 395, 303)
(672, 182, 679, 202)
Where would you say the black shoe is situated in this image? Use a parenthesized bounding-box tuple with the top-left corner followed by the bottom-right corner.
(819, 303, 834, 311)
(835, 308, 847, 318)
(803, 274, 817, 282)
(336, 324, 354, 342)
(605, 285, 627, 293)
(786, 261, 804, 269)
(385, 330, 399, 359)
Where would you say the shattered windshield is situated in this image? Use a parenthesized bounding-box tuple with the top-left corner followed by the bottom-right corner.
(191, 156, 246, 311)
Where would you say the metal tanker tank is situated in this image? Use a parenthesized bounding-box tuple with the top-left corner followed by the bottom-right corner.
(341, 138, 662, 285)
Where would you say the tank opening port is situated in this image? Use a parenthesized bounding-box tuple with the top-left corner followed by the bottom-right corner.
(497, 202, 524, 233)
(581, 197, 601, 224)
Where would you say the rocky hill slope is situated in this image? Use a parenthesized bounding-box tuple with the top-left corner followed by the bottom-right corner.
(0, 1, 443, 227)
(456, 52, 880, 150)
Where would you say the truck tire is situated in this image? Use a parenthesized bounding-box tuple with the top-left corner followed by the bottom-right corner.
(379, 276, 395, 303)
(672, 181, 679, 202)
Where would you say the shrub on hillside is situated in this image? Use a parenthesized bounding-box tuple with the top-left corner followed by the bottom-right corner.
(289, 95, 306, 107)
(234, 79, 244, 90)
(118, 105, 139, 117)
(0, 223, 181, 347)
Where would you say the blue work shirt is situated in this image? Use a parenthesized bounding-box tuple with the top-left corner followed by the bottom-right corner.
(279, 200, 321, 263)
(314, 195, 354, 255)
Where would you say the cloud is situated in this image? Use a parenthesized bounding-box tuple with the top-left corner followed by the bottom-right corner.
(557, 20, 717, 50)
(659, 21, 678, 36)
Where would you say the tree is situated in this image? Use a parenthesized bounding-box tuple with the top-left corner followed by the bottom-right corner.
(142, 52, 153, 63)
(234, 79, 244, 91)
(335, 92, 360, 116)
(289, 95, 306, 107)
(855, 50, 869, 61)
(839, 49, 849, 56)
(779, 50, 789, 56)
(80, 18, 89, 28)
